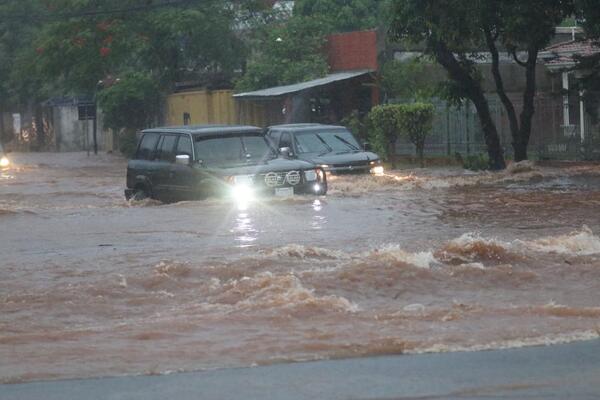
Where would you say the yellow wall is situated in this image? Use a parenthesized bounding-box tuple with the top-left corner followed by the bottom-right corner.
(165, 90, 268, 127)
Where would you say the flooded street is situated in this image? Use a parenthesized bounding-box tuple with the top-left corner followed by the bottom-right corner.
(1, 153, 600, 383)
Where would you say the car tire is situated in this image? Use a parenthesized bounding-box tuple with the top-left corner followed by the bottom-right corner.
(319, 182, 328, 195)
(131, 186, 150, 201)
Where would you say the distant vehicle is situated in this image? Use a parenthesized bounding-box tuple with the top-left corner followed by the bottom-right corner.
(125, 125, 327, 203)
(0, 143, 9, 168)
(266, 124, 384, 175)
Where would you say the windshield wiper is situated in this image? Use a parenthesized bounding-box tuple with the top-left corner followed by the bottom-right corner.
(314, 134, 333, 155)
(334, 134, 360, 151)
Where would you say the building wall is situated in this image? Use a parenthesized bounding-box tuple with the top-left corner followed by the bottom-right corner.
(166, 89, 269, 127)
(53, 105, 106, 152)
(166, 90, 238, 125)
(327, 30, 378, 72)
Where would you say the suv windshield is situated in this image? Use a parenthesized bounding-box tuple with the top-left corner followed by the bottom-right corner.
(194, 134, 276, 167)
(295, 129, 361, 154)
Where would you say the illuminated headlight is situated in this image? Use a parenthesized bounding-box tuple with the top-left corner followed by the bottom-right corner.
(304, 170, 317, 181)
(370, 166, 384, 175)
(0, 156, 9, 167)
(231, 184, 255, 202)
(229, 175, 256, 206)
(313, 183, 322, 193)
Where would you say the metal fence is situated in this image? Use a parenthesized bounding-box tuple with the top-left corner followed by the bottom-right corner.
(394, 93, 600, 160)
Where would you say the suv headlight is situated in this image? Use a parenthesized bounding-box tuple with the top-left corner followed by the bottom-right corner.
(304, 170, 317, 181)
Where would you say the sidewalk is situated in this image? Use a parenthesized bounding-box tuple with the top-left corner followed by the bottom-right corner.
(3, 339, 599, 400)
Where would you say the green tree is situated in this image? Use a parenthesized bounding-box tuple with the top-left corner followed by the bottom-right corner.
(294, 0, 392, 33)
(237, 0, 393, 92)
(97, 72, 160, 157)
(391, 0, 573, 168)
(0, 0, 49, 145)
(235, 16, 329, 91)
(380, 58, 441, 101)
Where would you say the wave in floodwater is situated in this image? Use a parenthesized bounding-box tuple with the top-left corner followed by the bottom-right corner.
(2, 227, 600, 383)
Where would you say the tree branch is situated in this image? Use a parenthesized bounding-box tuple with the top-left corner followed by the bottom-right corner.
(511, 49, 528, 67)
(483, 25, 520, 142)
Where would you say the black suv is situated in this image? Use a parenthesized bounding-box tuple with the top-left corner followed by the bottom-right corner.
(125, 125, 327, 202)
(266, 124, 383, 175)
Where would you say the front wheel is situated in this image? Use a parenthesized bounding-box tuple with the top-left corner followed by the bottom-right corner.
(126, 186, 150, 201)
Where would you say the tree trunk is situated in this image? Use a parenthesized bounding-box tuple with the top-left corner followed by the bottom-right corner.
(416, 141, 425, 168)
(515, 48, 538, 162)
(433, 41, 506, 170)
(34, 103, 45, 150)
(470, 90, 506, 170)
(484, 28, 521, 159)
(388, 138, 397, 169)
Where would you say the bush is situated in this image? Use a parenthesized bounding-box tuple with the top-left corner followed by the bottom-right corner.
(367, 104, 401, 167)
(462, 153, 489, 171)
(368, 103, 434, 168)
(118, 129, 138, 159)
(396, 103, 434, 168)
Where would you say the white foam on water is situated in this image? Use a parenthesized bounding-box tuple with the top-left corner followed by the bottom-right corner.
(521, 226, 600, 256)
(365, 245, 436, 269)
(410, 330, 600, 355)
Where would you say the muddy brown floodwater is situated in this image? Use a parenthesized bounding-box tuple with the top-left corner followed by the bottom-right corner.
(1, 153, 600, 383)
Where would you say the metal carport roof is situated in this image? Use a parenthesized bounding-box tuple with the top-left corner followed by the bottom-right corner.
(233, 69, 374, 99)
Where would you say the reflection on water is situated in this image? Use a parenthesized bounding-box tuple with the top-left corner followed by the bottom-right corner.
(232, 211, 258, 247)
(311, 199, 327, 230)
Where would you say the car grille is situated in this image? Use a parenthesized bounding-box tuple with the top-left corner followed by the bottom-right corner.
(262, 171, 302, 187)
(333, 160, 369, 168)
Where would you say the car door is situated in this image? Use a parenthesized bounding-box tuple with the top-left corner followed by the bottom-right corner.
(152, 134, 178, 200)
(170, 134, 197, 200)
(128, 132, 160, 193)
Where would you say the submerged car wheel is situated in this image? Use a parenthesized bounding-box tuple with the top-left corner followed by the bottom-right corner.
(130, 186, 150, 201)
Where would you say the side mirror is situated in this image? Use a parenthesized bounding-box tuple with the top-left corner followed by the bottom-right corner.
(363, 142, 371, 151)
(175, 154, 191, 166)
(279, 147, 294, 158)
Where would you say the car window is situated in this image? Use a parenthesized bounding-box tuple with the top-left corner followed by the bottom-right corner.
(280, 132, 292, 148)
(243, 135, 276, 160)
(156, 135, 177, 162)
(268, 130, 280, 143)
(176, 135, 193, 157)
(194, 134, 274, 167)
(295, 132, 330, 154)
(136, 133, 159, 160)
(296, 129, 360, 154)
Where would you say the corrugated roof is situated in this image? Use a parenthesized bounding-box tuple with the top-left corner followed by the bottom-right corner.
(541, 39, 600, 69)
(233, 69, 374, 99)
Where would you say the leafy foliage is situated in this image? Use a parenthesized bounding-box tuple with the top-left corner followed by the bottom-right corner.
(461, 153, 490, 171)
(236, 0, 393, 92)
(294, 0, 392, 33)
(96, 72, 160, 132)
(368, 103, 434, 168)
(395, 103, 434, 167)
(390, 0, 574, 167)
(380, 58, 441, 101)
(235, 16, 329, 91)
(367, 104, 400, 164)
